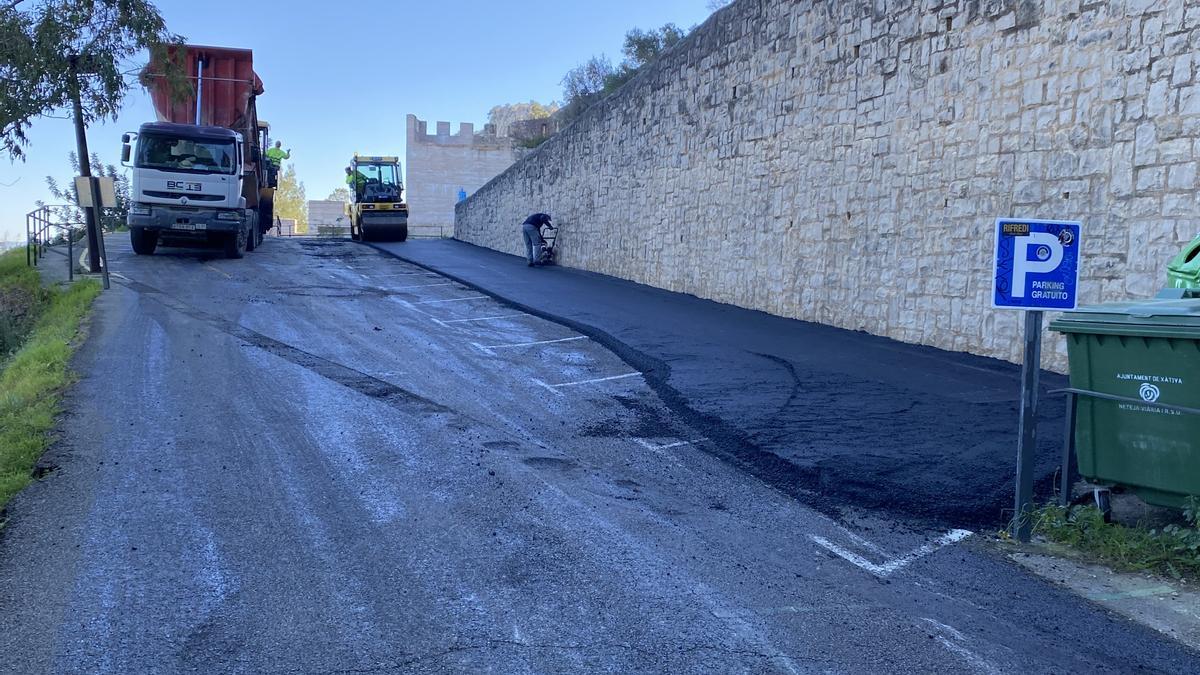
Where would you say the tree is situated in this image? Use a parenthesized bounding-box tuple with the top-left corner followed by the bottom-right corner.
(562, 55, 616, 104)
(327, 186, 351, 202)
(620, 24, 686, 70)
(39, 151, 130, 236)
(275, 163, 307, 233)
(1, 0, 180, 160)
(487, 100, 559, 137)
(559, 24, 689, 125)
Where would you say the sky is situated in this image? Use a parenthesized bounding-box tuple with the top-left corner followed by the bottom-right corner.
(0, 0, 718, 242)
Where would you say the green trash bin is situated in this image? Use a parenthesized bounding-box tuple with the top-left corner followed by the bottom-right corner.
(1167, 234, 1200, 290)
(1050, 299, 1200, 508)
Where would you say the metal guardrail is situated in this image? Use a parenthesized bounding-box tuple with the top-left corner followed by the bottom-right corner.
(1051, 386, 1200, 507)
(25, 205, 84, 281)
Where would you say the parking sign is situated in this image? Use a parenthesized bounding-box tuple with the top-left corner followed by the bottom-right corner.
(992, 218, 1082, 310)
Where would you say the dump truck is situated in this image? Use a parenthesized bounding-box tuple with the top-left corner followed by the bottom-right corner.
(346, 155, 409, 242)
(122, 44, 276, 258)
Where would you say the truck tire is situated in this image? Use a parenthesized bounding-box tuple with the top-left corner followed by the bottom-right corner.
(245, 214, 258, 252)
(224, 227, 247, 259)
(130, 227, 158, 255)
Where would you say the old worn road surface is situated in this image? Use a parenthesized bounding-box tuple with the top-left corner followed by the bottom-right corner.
(1, 236, 1196, 673)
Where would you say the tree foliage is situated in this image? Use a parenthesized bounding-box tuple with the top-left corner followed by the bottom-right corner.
(275, 163, 307, 233)
(326, 186, 351, 202)
(39, 151, 130, 235)
(1, 0, 178, 160)
(559, 24, 687, 125)
(620, 24, 686, 70)
(487, 100, 559, 137)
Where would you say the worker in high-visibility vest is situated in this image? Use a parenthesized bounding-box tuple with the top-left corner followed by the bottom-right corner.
(265, 141, 291, 167)
(344, 166, 368, 199)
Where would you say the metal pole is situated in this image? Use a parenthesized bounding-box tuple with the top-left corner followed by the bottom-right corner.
(90, 177, 110, 290)
(1059, 392, 1077, 507)
(194, 57, 205, 124)
(68, 225, 74, 282)
(1012, 310, 1044, 542)
(68, 56, 102, 274)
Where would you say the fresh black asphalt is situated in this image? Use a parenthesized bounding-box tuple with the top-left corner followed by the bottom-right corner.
(374, 238, 1069, 529)
(0, 236, 1193, 673)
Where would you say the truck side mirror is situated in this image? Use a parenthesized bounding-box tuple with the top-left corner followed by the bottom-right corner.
(120, 143, 131, 164)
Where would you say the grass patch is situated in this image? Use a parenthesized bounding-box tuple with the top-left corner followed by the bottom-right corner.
(0, 248, 100, 511)
(1032, 500, 1200, 580)
(0, 248, 50, 358)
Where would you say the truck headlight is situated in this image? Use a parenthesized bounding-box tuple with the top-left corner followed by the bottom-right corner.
(216, 211, 241, 221)
(131, 204, 151, 215)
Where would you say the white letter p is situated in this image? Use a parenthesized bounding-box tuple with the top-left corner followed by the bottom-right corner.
(1011, 232, 1062, 298)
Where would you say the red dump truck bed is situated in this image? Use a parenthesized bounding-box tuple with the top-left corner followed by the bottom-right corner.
(142, 44, 264, 139)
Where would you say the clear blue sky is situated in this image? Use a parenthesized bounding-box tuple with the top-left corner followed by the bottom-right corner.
(0, 0, 717, 242)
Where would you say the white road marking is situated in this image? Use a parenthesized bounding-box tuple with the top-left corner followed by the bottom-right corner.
(922, 619, 1000, 674)
(368, 272, 438, 277)
(481, 335, 588, 349)
(635, 437, 707, 451)
(440, 314, 524, 324)
(531, 378, 562, 395)
(545, 372, 642, 388)
(388, 282, 456, 290)
(921, 618, 966, 642)
(835, 524, 888, 556)
(413, 295, 489, 305)
(810, 529, 972, 578)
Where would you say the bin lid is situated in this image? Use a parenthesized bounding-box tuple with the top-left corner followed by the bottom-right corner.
(1049, 298, 1200, 335)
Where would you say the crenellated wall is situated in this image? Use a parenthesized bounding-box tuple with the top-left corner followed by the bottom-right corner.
(406, 115, 523, 238)
(456, 0, 1200, 371)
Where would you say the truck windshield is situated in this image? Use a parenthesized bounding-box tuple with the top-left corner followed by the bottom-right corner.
(136, 135, 237, 174)
(354, 163, 401, 202)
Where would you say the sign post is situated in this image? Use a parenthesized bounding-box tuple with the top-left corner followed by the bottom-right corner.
(992, 218, 1082, 542)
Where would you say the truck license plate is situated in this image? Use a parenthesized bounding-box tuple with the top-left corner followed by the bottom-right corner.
(172, 222, 205, 231)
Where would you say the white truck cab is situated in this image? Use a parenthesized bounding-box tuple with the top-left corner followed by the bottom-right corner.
(123, 121, 255, 257)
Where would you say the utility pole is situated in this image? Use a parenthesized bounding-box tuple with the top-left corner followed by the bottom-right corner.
(68, 54, 102, 274)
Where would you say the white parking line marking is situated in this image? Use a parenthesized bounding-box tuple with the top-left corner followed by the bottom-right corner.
(441, 314, 524, 324)
(922, 619, 1000, 674)
(389, 282, 456, 291)
(482, 336, 588, 349)
(369, 272, 438, 277)
(413, 295, 489, 305)
(810, 529, 972, 578)
(531, 378, 561, 395)
(635, 438, 707, 451)
(547, 372, 642, 388)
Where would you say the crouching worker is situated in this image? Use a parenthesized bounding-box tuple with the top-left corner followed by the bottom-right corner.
(521, 212, 552, 266)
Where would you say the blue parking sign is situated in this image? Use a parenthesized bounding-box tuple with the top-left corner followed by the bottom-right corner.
(992, 218, 1082, 310)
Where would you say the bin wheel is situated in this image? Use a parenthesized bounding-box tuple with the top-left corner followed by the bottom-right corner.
(1092, 488, 1113, 523)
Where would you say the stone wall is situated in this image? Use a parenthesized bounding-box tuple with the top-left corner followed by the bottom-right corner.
(405, 115, 523, 238)
(307, 199, 350, 237)
(455, 0, 1200, 371)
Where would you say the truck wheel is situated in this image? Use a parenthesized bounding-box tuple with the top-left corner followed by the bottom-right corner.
(130, 227, 158, 255)
(224, 227, 247, 259)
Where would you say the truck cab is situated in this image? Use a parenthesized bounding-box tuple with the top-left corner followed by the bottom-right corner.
(124, 122, 254, 257)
